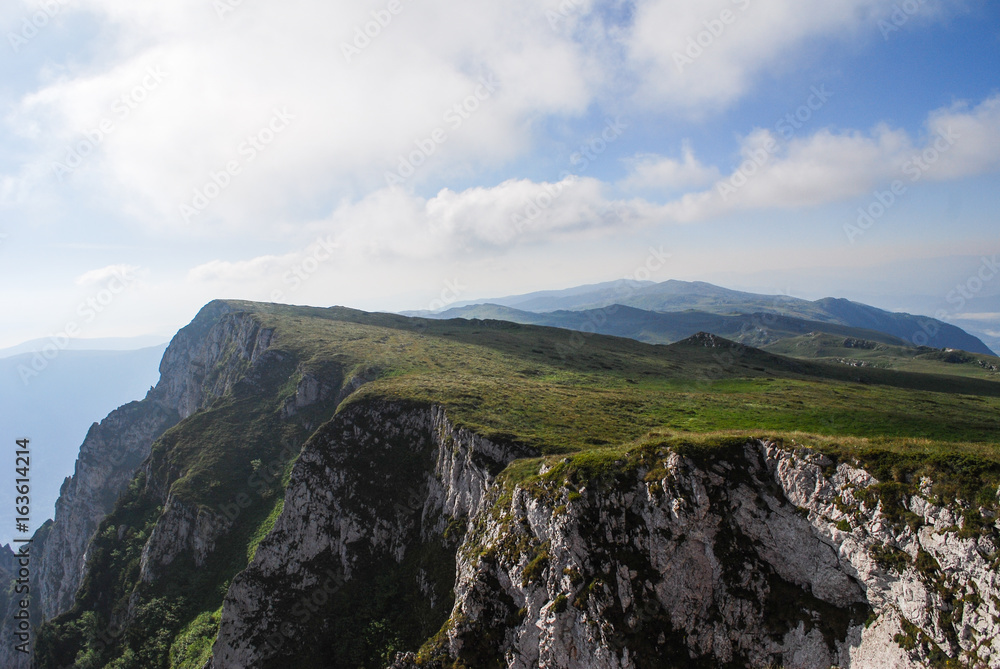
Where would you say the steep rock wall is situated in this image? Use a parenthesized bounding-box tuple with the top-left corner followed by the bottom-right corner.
(210, 401, 534, 669)
(396, 441, 1000, 669)
(0, 301, 275, 668)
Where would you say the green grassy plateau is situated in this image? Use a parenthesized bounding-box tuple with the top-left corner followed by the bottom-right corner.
(33, 301, 1000, 669)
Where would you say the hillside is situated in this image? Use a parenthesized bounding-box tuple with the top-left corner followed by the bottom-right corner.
(10, 301, 1000, 669)
(433, 279, 995, 356)
(431, 303, 913, 349)
(764, 332, 1000, 382)
(428, 301, 1000, 380)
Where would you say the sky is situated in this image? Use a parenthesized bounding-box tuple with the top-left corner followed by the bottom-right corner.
(1, 0, 999, 351)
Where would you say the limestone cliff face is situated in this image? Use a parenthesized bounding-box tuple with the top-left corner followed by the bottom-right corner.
(34, 399, 179, 622)
(210, 402, 534, 669)
(135, 311, 285, 587)
(0, 301, 277, 668)
(36, 301, 279, 618)
(392, 441, 1000, 669)
(210, 404, 1000, 669)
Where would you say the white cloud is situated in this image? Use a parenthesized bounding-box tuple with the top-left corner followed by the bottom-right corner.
(619, 146, 721, 192)
(5, 0, 596, 232)
(650, 94, 1000, 221)
(75, 264, 141, 287)
(3, 0, 965, 239)
(0, 0, 976, 251)
(624, 0, 949, 111)
(241, 94, 1000, 264)
(924, 96, 1000, 180)
(328, 176, 616, 258)
(187, 255, 296, 284)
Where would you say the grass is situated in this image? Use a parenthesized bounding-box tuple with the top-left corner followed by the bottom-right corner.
(765, 332, 1000, 382)
(233, 304, 1000, 453)
(168, 608, 221, 669)
(32, 300, 1000, 669)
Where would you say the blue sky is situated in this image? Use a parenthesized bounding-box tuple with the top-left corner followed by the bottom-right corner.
(1, 0, 999, 350)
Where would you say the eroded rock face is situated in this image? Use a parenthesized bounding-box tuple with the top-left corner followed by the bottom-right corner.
(0, 301, 278, 668)
(8, 296, 1000, 669)
(396, 442, 1000, 669)
(35, 304, 281, 617)
(210, 402, 533, 669)
(35, 400, 179, 623)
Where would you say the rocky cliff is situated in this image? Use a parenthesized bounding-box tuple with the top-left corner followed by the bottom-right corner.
(16, 301, 1000, 669)
(0, 300, 276, 667)
(209, 400, 1000, 668)
(210, 401, 535, 668)
(391, 440, 1000, 669)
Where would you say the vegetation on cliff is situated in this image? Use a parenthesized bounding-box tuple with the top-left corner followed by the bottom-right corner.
(33, 301, 1000, 668)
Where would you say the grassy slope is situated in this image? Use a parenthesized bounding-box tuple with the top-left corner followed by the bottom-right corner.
(764, 332, 1000, 382)
(269, 305, 1000, 523)
(34, 301, 1000, 668)
(446, 279, 994, 355)
(432, 303, 912, 348)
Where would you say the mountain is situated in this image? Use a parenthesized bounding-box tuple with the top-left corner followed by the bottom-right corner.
(969, 329, 1000, 356)
(7, 301, 1000, 668)
(948, 316, 1000, 357)
(431, 280, 995, 355)
(431, 303, 914, 348)
(0, 335, 168, 359)
(0, 345, 167, 546)
(440, 278, 658, 312)
(763, 332, 1000, 381)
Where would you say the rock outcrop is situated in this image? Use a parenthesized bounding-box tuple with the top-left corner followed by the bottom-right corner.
(393, 441, 1000, 668)
(11, 299, 1000, 669)
(0, 300, 276, 668)
(210, 402, 534, 669)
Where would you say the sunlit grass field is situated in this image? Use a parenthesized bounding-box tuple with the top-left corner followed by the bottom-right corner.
(252, 302, 1000, 457)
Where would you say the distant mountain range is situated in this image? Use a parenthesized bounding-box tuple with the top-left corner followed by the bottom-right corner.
(0, 335, 168, 359)
(408, 279, 996, 356)
(0, 344, 167, 546)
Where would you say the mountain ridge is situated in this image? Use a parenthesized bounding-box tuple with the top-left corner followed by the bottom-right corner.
(7, 300, 1000, 668)
(415, 279, 995, 355)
